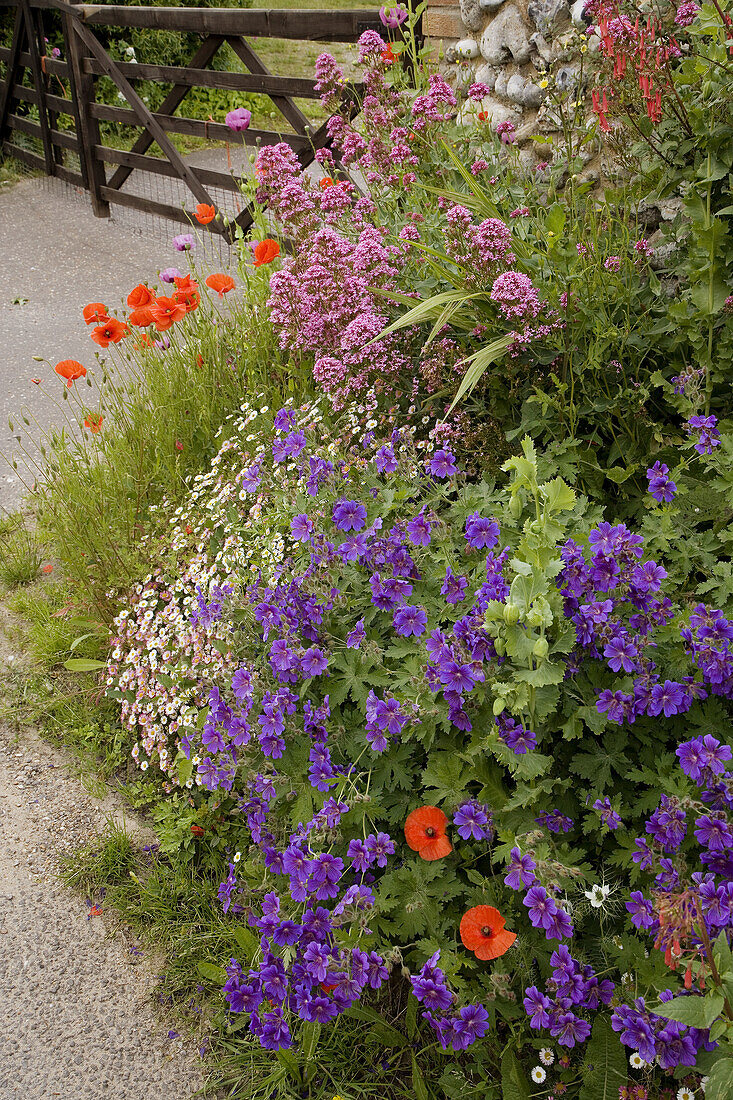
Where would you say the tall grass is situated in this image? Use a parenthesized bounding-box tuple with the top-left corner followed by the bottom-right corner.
(11, 253, 312, 617)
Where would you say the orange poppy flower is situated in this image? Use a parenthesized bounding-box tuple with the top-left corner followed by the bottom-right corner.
(83, 302, 109, 325)
(478, 111, 488, 122)
(55, 359, 87, 386)
(42, 563, 53, 574)
(404, 806, 452, 861)
(196, 353, 204, 368)
(205, 273, 235, 297)
(91, 318, 128, 347)
(149, 295, 187, 331)
(126, 284, 154, 309)
(254, 239, 280, 267)
(173, 288, 200, 313)
(84, 413, 104, 434)
(319, 176, 334, 190)
(460, 905, 517, 961)
(174, 274, 198, 293)
(128, 305, 154, 327)
(382, 44, 397, 64)
(195, 203, 216, 224)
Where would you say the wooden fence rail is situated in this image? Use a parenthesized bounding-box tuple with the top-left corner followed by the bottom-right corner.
(0, 0, 421, 241)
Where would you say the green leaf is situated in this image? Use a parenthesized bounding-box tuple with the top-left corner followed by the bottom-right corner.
(605, 465, 636, 485)
(579, 1016, 628, 1100)
(540, 477, 576, 514)
(176, 753, 193, 786)
(64, 657, 107, 672)
(703, 1057, 733, 1100)
(300, 1021, 321, 1071)
(412, 1054, 431, 1100)
(500, 1051, 530, 1100)
(233, 925, 258, 958)
(346, 1004, 408, 1048)
(275, 1048, 302, 1084)
(197, 960, 227, 985)
(653, 994, 724, 1030)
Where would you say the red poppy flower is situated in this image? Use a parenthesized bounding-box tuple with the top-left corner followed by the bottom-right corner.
(149, 295, 187, 331)
(173, 288, 200, 313)
(175, 440, 184, 451)
(84, 413, 104, 434)
(196, 354, 204, 368)
(205, 273, 235, 297)
(190, 824, 205, 836)
(134, 334, 154, 350)
(460, 905, 516, 961)
(126, 284, 154, 309)
(254, 238, 280, 267)
(382, 44, 397, 64)
(319, 176, 334, 190)
(404, 806, 452, 861)
(42, 563, 53, 574)
(91, 318, 128, 347)
(128, 305, 154, 327)
(195, 203, 216, 225)
(478, 111, 488, 122)
(83, 302, 109, 325)
(174, 275, 198, 293)
(55, 359, 87, 386)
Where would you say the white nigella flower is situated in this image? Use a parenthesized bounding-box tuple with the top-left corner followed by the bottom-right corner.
(584, 884, 611, 908)
(530, 1067, 546, 1084)
(539, 1048, 554, 1066)
(629, 1052, 647, 1069)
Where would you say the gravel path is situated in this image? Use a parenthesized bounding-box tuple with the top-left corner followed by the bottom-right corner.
(0, 715, 205, 1099)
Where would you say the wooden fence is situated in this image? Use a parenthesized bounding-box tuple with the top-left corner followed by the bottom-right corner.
(0, 0, 420, 240)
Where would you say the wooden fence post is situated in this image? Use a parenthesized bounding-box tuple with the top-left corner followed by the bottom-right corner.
(64, 2, 110, 217)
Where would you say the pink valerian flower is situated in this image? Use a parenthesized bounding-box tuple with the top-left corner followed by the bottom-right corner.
(255, 143, 319, 238)
(471, 158, 489, 175)
(604, 255, 622, 271)
(674, 1, 700, 26)
(444, 205, 515, 285)
(510, 207, 530, 218)
(495, 120, 516, 144)
(634, 238, 654, 259)
(468, 82, 491, 101)
(411, 75, 457, 132)
(314, 52, 345, 110)
(358, 29, 387, 64)
(490, 271, 542, 320)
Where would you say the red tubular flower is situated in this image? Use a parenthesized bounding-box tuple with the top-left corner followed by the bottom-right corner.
(404, 806, 452, 861)
(460, 905, 517, 961)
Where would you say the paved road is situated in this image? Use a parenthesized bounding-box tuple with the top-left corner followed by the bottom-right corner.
(0, 149, 244, 515)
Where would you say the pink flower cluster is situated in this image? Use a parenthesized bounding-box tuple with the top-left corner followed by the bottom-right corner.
(444, 204, 515, 284)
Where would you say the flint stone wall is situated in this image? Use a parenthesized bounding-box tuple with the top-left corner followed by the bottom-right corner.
(424, 0, 597, 171)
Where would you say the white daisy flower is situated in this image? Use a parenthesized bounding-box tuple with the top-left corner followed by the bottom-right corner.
(629, 1052, 647, 1069)
(233, 851, 241, 863)
(677, 1089, 695, 1100)
(584, 884, 611, 908)
(539, 1048, 554, 1066)
(531, 1067, 546, 1084)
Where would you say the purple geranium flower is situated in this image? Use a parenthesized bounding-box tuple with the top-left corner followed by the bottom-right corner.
(332, 498, 367, 532)
(428, 448, 458, 479)
(393, 604, 427, 637)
